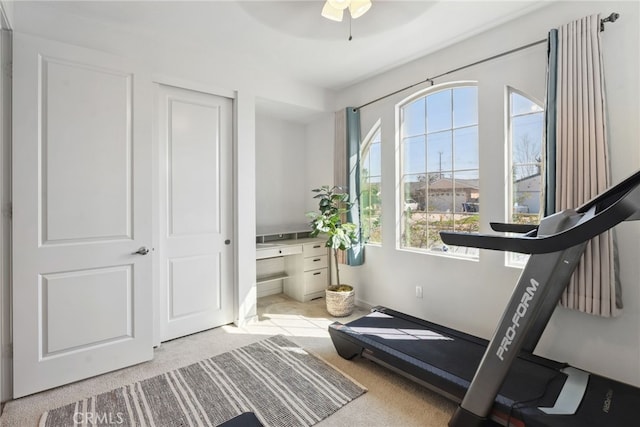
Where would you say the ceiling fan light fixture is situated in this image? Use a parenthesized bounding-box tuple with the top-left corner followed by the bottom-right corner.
(349, 0, 372, 19)
(328, 0, 350, 11)
(321, 2, 344, 22)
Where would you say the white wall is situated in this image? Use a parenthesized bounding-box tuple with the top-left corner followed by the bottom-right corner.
(254, 111, 335, 232)
(10, 2, 332, 116)
(235, 92, 258, 326)
(255, 116, 308, 229)
(305, 113, 335, 213)
(319, 0, 640, 386)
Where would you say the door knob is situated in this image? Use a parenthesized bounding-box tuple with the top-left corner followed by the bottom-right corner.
(132, 246, 150, 255)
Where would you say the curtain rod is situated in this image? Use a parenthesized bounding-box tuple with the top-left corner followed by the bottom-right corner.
(354, 12, 620, 111)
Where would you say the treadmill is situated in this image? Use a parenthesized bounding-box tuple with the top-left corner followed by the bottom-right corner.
(329, 169, 640, 427)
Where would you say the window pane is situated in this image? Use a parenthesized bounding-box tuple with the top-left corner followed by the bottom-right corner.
(427, 131, 452, 173)
(427, 174, 454, 214)
(454, 126, 479, 171)
(453, 87, 478, 127)
(509, 90, 544, 267)
(402, 212, 429, 249)
(513, 164, 541, 216)
(405, 175, 424, 212)
(404, 174, 422, 194)
(428, 213, 453, 252)
(454, 170, 479, 215)
(361, 177, 382, 244)
(372, 129, 381, 144)
(402, 98, 425, 137)
(512, 114, 543, 177)
(360, 126, 382, 244)
(361, 149, 370, 172)
(364, 206, 382, 243)
(426, 90, 451, 133)
(400, 84, 478, 259)
(511, 92, 543, 116)
(368, 141, 381, 176)
(403, 135, 426, 175)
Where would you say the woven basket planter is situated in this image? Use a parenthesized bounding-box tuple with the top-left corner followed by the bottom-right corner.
(326, 285, 355, 317)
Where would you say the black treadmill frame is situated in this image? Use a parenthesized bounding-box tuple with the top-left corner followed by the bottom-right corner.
(329, 307, 568, 426)
(329, 169, 640, 427)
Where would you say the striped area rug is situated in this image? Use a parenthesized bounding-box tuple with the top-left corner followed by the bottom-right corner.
(39, 335, 366, 427)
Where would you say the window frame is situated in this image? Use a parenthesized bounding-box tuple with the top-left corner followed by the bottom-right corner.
(396, 81, 479, 259)
(505, 87, 545, 268)
(360, 119, 382, 245)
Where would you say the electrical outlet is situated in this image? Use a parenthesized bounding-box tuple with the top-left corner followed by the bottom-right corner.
(415, 286, 423, 299)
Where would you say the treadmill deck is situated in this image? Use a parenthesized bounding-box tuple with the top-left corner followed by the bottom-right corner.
(330, 306, 640, 427)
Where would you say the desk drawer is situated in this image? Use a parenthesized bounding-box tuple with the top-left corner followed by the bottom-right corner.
(304, 254, 328, 271)
(303, 242, 326, 257)
(304, 268, 328, 294)
(256, 244, 302, 260)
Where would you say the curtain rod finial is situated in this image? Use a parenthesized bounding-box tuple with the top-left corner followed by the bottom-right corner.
(601, 12, 620, 31)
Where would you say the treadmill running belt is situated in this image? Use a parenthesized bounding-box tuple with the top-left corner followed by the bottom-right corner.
(330, 307, 567, 421)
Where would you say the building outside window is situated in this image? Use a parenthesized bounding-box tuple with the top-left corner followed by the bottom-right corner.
(360, 124, 382, 244)
(508, 89, 544, 266)
(399, 84, 479, 257)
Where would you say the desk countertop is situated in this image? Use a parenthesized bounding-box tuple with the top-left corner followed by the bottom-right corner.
(256, 237, 324, 249)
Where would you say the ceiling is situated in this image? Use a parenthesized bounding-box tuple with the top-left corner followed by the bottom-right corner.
(11, 1, 553, 121)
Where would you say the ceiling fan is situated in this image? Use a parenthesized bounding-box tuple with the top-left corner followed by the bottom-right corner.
(321, 0, 372, 22)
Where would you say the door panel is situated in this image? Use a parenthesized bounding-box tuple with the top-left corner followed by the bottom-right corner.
(170, 255, 220, 318)
(43, 266, 132, 355)
(158, 84, 233, 342)
(169, 100, 220, 236)
(43, 59, 132, 242)
(12, 34, 153, 398)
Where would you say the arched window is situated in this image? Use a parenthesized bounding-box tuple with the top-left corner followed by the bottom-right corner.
(507, 88, 544, 266)
(360, 121, 382, 244)
(399, 83, 479, 257)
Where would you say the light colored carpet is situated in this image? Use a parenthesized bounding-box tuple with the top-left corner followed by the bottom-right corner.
(1, 294, 457, 427)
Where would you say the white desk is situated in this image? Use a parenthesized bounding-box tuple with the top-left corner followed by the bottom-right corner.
(256, 237, 328, 302)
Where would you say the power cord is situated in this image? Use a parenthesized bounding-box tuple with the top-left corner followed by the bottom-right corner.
(506, 372, 564, 426)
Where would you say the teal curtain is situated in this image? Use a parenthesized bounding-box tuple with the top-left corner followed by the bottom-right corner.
(346, 108, 364, 265)
(544, 29, 558, 216)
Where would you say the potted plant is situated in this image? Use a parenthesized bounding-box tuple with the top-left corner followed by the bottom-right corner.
(307, 185, 359, 317)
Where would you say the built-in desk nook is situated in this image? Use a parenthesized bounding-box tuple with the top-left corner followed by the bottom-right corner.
(256, 227, 329, 302)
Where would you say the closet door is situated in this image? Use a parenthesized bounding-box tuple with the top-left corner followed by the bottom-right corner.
(157, 84, 234, 342)
(12, 34, 153, 397)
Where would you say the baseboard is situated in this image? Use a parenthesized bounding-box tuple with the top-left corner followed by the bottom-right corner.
(234, 314, 259, 328)
(355, 298, 374, 311)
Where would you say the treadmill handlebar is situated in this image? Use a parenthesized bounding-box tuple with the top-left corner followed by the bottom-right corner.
(441, 172, 640, 254)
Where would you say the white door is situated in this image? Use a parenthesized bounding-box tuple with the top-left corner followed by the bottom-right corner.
(157, 84, 234, 342)
(12, 34, 153, 397)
